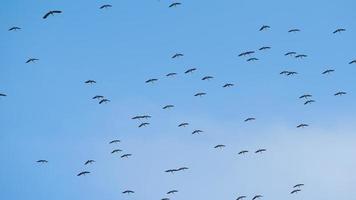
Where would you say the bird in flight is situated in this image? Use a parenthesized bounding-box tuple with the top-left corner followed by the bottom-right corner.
(214, 144, 226, 149)
(167, 190, 178, 194)
(349, 60, 356, 64)
(194, 92, 206, 97)
(259, 46, 271, 51)
(252, 195, 263, 200)
(84, 160, 95, 165)
(236, 196, 247, 200)
(223, 83, 234, 88)
(244, 117, 255, 122)
(169, 2, 181, 7)
(334, 91, 346, 96)
(166, 72, 177, 77)
(290, 189, 301, 194)
(109, 139, 121, 144)
(92, 95, 104, 100)
(9, 26, 21, 31)
(43, 10, 62, 19)
(288, 28, 300, 33)
(238, 51, 255, 57)
(178, 122, 189, 127)
(146, 78, 158, 83)
(286, 71, 298, 76)
(139, 122, 150, 128)
(161, 198, 170, 200)
(185, 68, 197, 74)
(192, 130, 203, 134)
(285, 51, 297, 56)
(202, 76, 214, 81)
(0, 93, 7, 97)
(177, 167, 188, 171)
(322, 69, 335, 75)
(122, 190, 135, 194)
(26, 58, 39, 63)
(36, 160, 48, 163)
(85, 80, 96, 84)
(77, 171, 90, 176)
(172, 53, 183, 58)
(299, 94, 312, 99)
(333, 28, 346, 34)
(165, 169, 178, 173)
(100, 4, 112, 9)
(163, 105, 174, 109)
(297, 124, 309, 128)
(255, 149, 266, 153)
(293, 183, 304, 188)
(295, 54, 307, 58)
(304, 100, 315, 105)
(99, 99, 110, 104)
(247, 57, 258, 62)
(259, 25, 270, 31)
(238, 150, 248, 155)
(111, 149, 122, 154)
(121, 154, 132, 158)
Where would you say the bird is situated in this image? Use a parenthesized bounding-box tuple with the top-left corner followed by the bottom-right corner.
(178, 122, 189, 127)
(192, 130, 203, 134)
(8, 26, 21, 31)
(163, 105, 174, 109)
(291, 189, 301, 194)
(238, 51, 255, 57)
(122, 190, 135, 194)
(214, 144, 226, 149)
(259, 25, 270, 31)
(84, 160, 95, 165)
(238, 150, 249, 155)
(172, 53, 183, 58)
(297, 124, 309, 128)
(236, 196, 247, 200)
(0, 93, 7, 97)
(252, 195, 263, 200)
(36, 160, 48, 163)
(280, 71, 290, 75)
(293, 184, 304, 188)
(223, 83, 234, 88)
(333, 28, 346, 34)
(100, 4, 112, 9)
(322, 69, 335, 74)
(165, 169, 178, 173)
(99, 99, 110, 104)
(288, 28, 300, 33)
(177, 167, 188, 171)
(166, 72, 177, 77)
(146, 78, 158, 83)
(285, 51, 297, 56)
(334, 91, 347, 96)
(167, 190, 178, 194)
(185, 68, 197, 74)
(85, 80, 96, 84)
(247, 57, 258, 62)
(255, 149, 266, 153)
(109, 139, 121, 144)
(295, 54, 307, 58)
(299, 94, 312, 99)
(244, 117, 255, 122)
(287, 71, 298, 76)
(141, 115, 151, 119)
(26, 58, 39, 63)
(304, 100, 315, 105)
(202, 76, 214, 81)
(259, 46, 271, 51)
(43, 10, 62, 19)
(169, 2, 181, 7)
(121, 154, 132, 158)
(111, 149, 122, 154)
(92, 95, 104, 100)
(138, 122, 150, 128)
(77, 171, 90, 176)
(194, 92, 206, 97)
(349, 60, 356, 64)
(161, 198, 170, 200)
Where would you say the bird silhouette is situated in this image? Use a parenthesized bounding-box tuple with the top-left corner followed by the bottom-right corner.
(287, 71, 298, 76)
(84, 160, 95, 165)
(99, 99, 110, 104)
(163, 105, 174, 109)
(259, 46, 271, 51)
(285, 51, 297, 56)
(293, 183, 304, 188)
(77, 171, 90, 176)
(121, 154, 132, 158)
(146, 78, 158, 83)
(259, 25, 270, 31)
(109, 139, 121, 144)
(299, 94, 312, 99)
(238, 150, 249, 155)
(166, 72, 177, 77)
(167, 190, 178, 194)
(36, 160, 48, 163)
(92, 95, 104, 100)
(139, 122, 150, 127)
(252, 195, 263, 200)
(291, 189, 301, 194)
(349, 60, 356, 64)
(85, 80, 96, 84)
(236, 196, 247, 200)
(297, 124, 309, 128)
(304, 100, 315, 105)
(238, 51, 255, 57)
(247, 57, 258, 62)
(122, 190, 135, 194)
(295, 54, 307, 58)
(172, 53, 183, 58)
(43, 10, 62, 19)
(288, 29, 300, 33)
(214, 144, 226, 149)
(334, 91, 346, 96)
(202, 76, 214, 81)
(0, 93, 7, 97)
(177, 167, 188, 171)
(185, 68, 197, 74)
(178, 122, 189, 127)
(333, 28, 345, 34)
(165, 169, 178, 173)
(255, 149, 266, 153)
(111, 149, 122, 154)
(194, 92, 206, 97)
(100, 4, 112, 9)
(223, 83, 234, 88)
(26, 58, 39, 63)
(322, 69, 335, 74)
(244, 117, 255, 122)
(9, 26, 21, 31)
(192, 130, 203, 134)
(169, 2, 181, 7)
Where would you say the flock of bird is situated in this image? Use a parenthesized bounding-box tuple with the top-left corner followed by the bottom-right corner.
(2, 2, 355, 200)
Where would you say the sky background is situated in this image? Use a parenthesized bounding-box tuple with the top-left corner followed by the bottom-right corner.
(1, 0, 356, 199)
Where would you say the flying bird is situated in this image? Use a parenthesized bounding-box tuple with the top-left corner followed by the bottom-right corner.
(109, 139, 121, 144)
(161, 198, 170, 200)
(85, 80, 96, 84)
(146, 78, 158, 83)
(36, 160, 48, 163)
(295, 54, 307, 58)
(291, 189, 301, 194)
(334, 91, 346, 96)
(99, 99, 110, 104)
(223, 83, 234, 88)
(177, 167, 188, 171)
(165, 169, 178, 173)
(121, 154, 132, 158)
(259, 46, 271, 51)
(238, 150, 249, 155)
(100, 4, 112, 9)
(299, 94, 312, 99)
(0, 93, 7, 97)
(139, 122, 150, 127)
(214, 144, 226, 149)
(288, 29, 300, 33)
(84, 160, 95, 165)
(349, 60, 356, 64)
(287, 71, 298, 76)
(304, 100, 315, 105)
(202, 76, 214, 81)
(43, 10, 62, 19)
(293, 184, 304, 188)
(255, 149, 266, 153)
(236, 196, 247, 200)
(252, 195, 263, 200)
(166, 72, 177, 77)
(192, 130, 203, 134)
(259, 25, 270, 31)
(92, 95, 104, 99)
(244, 117, 255, 122)
(178, 122, 189, 127)
(333, 28, 346, 34)
(238, 51, 255, 57)
(172, 53, 183, 58)
(322, 69, 335, 74)
(247, 57, 258, 62)
(167, 190, 178, 194)
(285, 51, 297, 56)
(111, 149, 122, 154)
(8, 26, 21, 31)
(185, 68, 197, 74)
(122, 190, 135, 194)
(297, 124, 309, 128)
(163, 105, 174, 109)
(77, 171, 90, 176)
(194, 92, 206, 97)
(169, 2, 181, 7)
(26, 58, 39, 63)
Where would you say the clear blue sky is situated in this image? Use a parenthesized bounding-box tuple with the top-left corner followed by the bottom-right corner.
(1, 0, 356, 200)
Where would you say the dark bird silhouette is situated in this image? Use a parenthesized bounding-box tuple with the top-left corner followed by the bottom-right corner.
(259, 46, 271, 51)
(162, 198, 170, 200)
(322, 69, 335, 74)
(192, 130, 203, 134)
(291, 189, 301, 194)
(285, 52, 297, 56)
(244, 117, 255, 122)
(238, 150, 249, 155)
(109, 139, 121, 144)
(202, 76, 214, 81)
(122, 190, 135, 194)
(142, 115, 151, 119)
(255, 149, 266, 153)
(238, 51, 255, 57)
(163, 105, 174, 109)
(139, 122, 150, 127)
(9, 26, 21, 31)
(299, 94, 312, 99)
(295, 54, 307, 58)
(77, 171, 90, 176)
(36, 160, 48, 163)
(111, 149, 122, 154)
(121, 154, 132, 158)
(43, 10, 62, 19)
(293, 184, 304, 188)
(334, 91, 346, 96)
(333, 28, 346, 34)
(172, 53, 183, 58)
(146, 78, 158, 83)
(280, 71, 290, 75)
(194, 92, 206, 97)
(178, 122, 189, 127)
(100, 4, 112, 9)
(0, 93, 7, 97)
(85, 80, 96, 84)
(85, 160, 95, 165)
(165, 169, 178, 173)
(288, 29, 300, 33)
(297, 124, 309, 128)
(236, 196, 247, 200)
(166, 72, 177, 77)
(26, 58, 39, 63)
(99, 99, 110, 104)
(259, 25, 270, 31)
(252, 195, 263, 200)
(223, 83, 234, 88)
(214, 144, 226, 149)
(177, 167, 188, 171)
(167, 190, 178, 194)
(247, 57, 258, 62)
(92, 95, 104, 99)
(304, 100, 315, 105)
(287, 71, 298, 76)
(349, 60, 356, 64)
(185, 68, 197, 74)
(169, 2, 181, 7)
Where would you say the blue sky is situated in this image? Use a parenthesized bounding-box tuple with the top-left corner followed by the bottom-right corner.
(1, 0, 356, 199)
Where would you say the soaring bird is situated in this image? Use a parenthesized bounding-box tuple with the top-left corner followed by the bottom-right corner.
(259, 25, 270, 31)
(109, 139, 121, 144)
(169, 2, 181, 7)
(43, 10, 62, 19)
(99, 99, 110, 104)
(121, 154, 132, 158)
(0, 93, 7, 97)
(295, 54, 307, 58)
(304, 100, 315, 105)
(142, 115, 151, 119)
(167, 190, 178, 194)
(177, 167, 188, 171)
(285, 51, 297, 56)
(299, 94, 312, 99)
(238, 51, 255, 57)
(223, 83, 234, 88)
(334, 91, 346, 96)
(26, 58, 39, 63)
(166, 72, 177, 77)
(192, 130, 203, 134)
(92, 95, 104, 100)
(146, 78, 158, 83)
(165, 169, 178, 173)
(85, 80, 96, 84)
(194, 92, 206, 97)
(36, 160, 48, 163)
(293, 184, 304, 188)
(185, 68, 197, 74)
(178, 122, 189, 127)
(252, 195, 263, 200)
(139, 122, 150, 127)
(100, 4, 112, 9)
(236, 196, 247, 200)
(202, 76, 214, 81)
(247, 57, 258, 62)
(122, 190, 135, 194)
(77, 171, 90, 176)
(172, 53, 183, 58)
(111, 149, 122, 154)
(259, 46, 271, 51)
(214, 144, 225, 149)
(84, 160, 95, 165)
(322, 69, 335, 74)
(244, 117, 255, 122)
(280, 71, 290, 75)
(297, 124, 309, 128)
(163, 105, 174, 109)
(238, 150, 248, 155)
(288, 29, 300, 33)
(349, 60, 356, 64)
(333, 28, 346, 34)
(287, 71, 298, 76)
(255, 149, 266, 153)
(8, 26, 21, 31)
(291, 189, 301, 194)
(132, 116, 144, 120)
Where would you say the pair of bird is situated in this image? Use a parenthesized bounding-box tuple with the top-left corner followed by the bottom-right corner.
(238, 149, 266, 154)
(85, 80, 111, 104)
